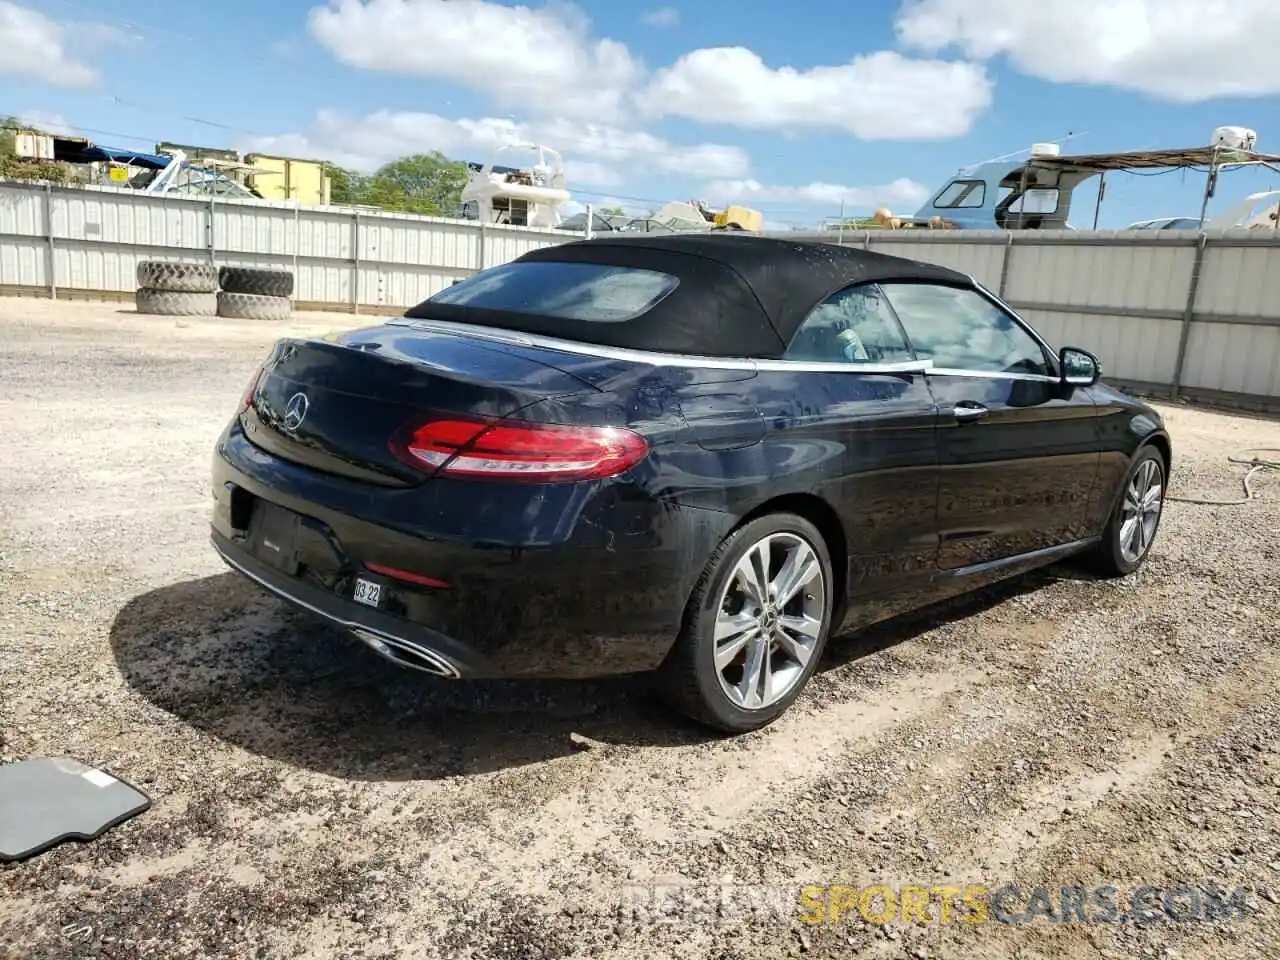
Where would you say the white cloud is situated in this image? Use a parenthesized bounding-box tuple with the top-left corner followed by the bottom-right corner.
(640, 47, 992, 138)
(641, 7, 680, 27)
(707, 177, 931, 212)
(562, 160, 624, 188)
(15, 110, 76, 135)
(306, 0, 996, 140)
(530, 118, 750, 178)
(308, 0, 642, 121)
(896, 0, 1280, 102)
(0, 1, 102, 86)
(243, 109, 750, 184)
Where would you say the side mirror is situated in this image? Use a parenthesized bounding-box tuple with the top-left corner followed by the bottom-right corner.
(1060, 346, 1101, 387)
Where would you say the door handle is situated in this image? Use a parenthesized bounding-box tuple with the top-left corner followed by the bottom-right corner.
(953, 403, 989, 422)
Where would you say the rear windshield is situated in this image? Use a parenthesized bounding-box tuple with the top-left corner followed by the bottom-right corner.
(427, 260, 679, 323)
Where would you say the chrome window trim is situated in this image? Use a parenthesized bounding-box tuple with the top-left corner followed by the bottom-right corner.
(385, 317, 934, 375)
(757, 358, 933, 374)
(925, 367, 1060, 383)
(388, 302, 1065, 384)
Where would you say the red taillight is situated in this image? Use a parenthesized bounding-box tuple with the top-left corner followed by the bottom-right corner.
(240, 362, 265, 412)
(391, 415, 649, 482)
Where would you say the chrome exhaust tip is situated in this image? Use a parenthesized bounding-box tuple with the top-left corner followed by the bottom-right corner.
(351, 628, 461, 678)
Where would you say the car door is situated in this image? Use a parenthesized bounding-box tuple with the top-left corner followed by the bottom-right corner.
(879, 281, 1100, 571)
(751, 282, 942, 629)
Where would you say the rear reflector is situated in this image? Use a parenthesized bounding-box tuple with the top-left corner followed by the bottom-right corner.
(391, 415, 649, 482)
(364, 562, 451, 589)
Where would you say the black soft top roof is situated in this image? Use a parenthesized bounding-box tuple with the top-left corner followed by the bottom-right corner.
(407, 233, 974, 359)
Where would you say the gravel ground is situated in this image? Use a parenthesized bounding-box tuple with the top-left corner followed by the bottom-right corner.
(1, 297, 1278, 960)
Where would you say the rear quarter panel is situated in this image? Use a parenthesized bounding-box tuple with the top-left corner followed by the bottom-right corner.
(1085, 382, 1171, 531)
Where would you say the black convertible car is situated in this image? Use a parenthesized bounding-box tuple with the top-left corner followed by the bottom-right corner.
(211, 234, 1170, 732)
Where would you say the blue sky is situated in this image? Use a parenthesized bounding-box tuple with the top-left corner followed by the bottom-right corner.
(5, 0, 1280, 227)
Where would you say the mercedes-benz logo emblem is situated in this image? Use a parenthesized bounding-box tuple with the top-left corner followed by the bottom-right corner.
(283, 392, 309, 431)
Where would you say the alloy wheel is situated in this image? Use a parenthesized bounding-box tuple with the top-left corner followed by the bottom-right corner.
(713, 532, 827, 710)
(1119, 458, 1164, 564)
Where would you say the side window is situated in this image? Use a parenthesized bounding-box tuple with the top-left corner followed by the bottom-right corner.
(880, 284, 1053, 376)
(932, 180, 986, 209)
(784, 284, 916, 364)
(1001, 187, 1060, 215)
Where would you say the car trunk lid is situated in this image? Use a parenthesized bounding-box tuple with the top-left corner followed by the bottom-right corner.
(242, 330, 600, 486)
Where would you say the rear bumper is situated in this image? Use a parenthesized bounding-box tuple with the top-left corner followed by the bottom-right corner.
(212, 530, 476, 678)
(211, 420, 734, 679)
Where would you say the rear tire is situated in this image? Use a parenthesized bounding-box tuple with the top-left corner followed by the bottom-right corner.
(658, 513, 834, 733)
(1085, 446, 1166, 577)
(135, 288, 217, 317)
(135, 261, 218, 293)
(216, 291, 293, 321)
(218, 266, 294, 298)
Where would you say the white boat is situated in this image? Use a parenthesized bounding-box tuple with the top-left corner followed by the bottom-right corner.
(457, 143, 571, 229)
(864, 126, 1280, 233)
(1205, 189, 1280, 230)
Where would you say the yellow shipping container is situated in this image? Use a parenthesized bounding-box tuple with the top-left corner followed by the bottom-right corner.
(244, 153, 332, 205)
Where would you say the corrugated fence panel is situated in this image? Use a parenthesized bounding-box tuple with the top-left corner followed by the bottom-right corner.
(360, 215, 479, 271)
(359, 264, 460, 309)
(0, 183, 46, 237)
(53, 190, 207, 252)
(483, 225, 570, 267)
(865, 233, 1007, 290)
(296, 209, 354, 263)
(0, 238, 46, 287)
(1021, 309, 1183, 385)
(55, 244, 150, 292)
(294, 260, 352, 306)
(1180, 321, 1280, 397)
(1004, 232, 1194, 313)
(1194, 233, 1280, 320)
(0, 183, 47, 287)
(294, 209, 356, 305)
(215, 204, 295, 257)
(4, 178, 1280, 406)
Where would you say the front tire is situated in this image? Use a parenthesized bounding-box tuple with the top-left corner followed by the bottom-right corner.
(1087, 446, 1166, 577)
(659, 514, 835, 733)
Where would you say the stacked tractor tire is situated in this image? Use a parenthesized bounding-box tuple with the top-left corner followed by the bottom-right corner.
(134, 262, 218, 317)
(134, 261, 294, 320)
(215, 267, 295, 320)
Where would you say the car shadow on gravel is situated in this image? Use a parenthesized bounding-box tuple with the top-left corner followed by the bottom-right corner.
(110, 572, 708, 781)
(110, 566, 1090, 781)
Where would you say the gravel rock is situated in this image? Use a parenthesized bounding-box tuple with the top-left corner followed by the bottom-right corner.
(0, 299, 1277, 959)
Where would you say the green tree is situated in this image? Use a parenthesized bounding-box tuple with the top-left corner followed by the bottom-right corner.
(0, 114, 68, 182)
(326, 164, 367, 205)
(368, 151, 468, 216)
(359, 176, 413, 212)
(1, 115, 19, 158)
(600, 205, 626, 217)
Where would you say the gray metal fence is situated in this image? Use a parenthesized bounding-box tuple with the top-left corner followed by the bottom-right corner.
(3, 178, 1279, 411)
(774, 227, 1280, 412)
(0, 179, 573, 315)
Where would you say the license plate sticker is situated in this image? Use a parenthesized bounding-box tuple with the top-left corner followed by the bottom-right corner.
(353, 577, 383, 608)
